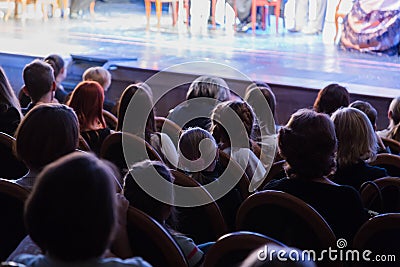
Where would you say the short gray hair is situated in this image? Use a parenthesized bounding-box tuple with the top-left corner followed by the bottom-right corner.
(186, 76, 230, 102)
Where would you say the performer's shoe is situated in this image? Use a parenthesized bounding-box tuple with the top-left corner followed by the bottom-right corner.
(301, 27, 322, 35)
(287, 28, 301, 33)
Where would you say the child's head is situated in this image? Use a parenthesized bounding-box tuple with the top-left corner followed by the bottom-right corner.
(178, 127, 218, 174)
(25, 152, 117, 261)
(123, 160, 173, 224)
(82, 66, 112, 91)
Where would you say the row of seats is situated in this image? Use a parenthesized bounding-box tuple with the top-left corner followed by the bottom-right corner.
(1, 177, 399, 266)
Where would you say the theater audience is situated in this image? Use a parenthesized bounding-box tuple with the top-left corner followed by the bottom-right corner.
(211, 100, 266, 191)
(44, 54, 69, 104)
(14, 104, 79, 190)
(313, 83, 350, 116)
(9, 152, 151, 267)
(68, 81, 112, 155)
(264, 109, 367, 240)
(349, 100, 387, 153)
(377, 96, 400, 142)
(0, 67, 22, 136)
(83, 66, 115, 112)
(168, 76, 231, 130)
(124, 160, 204, 267)
(116, 83, 178, 167)
(332, 107, 388, 190)
(20, 59, 56, 115)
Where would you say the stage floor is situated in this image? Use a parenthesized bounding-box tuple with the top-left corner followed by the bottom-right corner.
(0, 0, 399, 97)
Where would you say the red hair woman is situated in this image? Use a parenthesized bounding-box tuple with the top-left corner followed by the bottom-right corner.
(68, 81, 111, 154)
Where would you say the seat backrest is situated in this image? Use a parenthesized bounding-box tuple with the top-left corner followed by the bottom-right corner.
(170, 170, 228, 243)
(352, 213, 400, 267)
(236, 190, 336, 251)
(360, 177, 400, 213)
(0, 179, 30, 261)
(203, 231, 286, 267)
(155, 116, 182, 147)
(369, 153, 400, 177)
(100, 132, 163, 175)
(126, 206, 188, 267)
(0, 132, 28, 180)
(381, 137, 400, 155)
(103, 109, 118, 130)
(217, 150, 251, 200)
(78, 135, 91, 152)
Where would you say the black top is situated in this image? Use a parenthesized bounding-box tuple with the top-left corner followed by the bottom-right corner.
(81, 128, 111, 155)
(0, 104, 20, 136)
(333, 160, 388, 191)
(264, 178, 368, 241)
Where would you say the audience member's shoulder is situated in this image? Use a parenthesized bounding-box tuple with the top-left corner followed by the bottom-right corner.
(333, 183, 362, 198)
(365, 162, 388, 177)
(263, 177, 289, 190)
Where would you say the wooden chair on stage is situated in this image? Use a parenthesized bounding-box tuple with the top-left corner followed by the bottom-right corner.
(251, 0, 281, 33)
(144, 0, 189, 28)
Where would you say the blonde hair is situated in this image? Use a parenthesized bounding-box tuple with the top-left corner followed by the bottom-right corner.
(331, 107, 377, 167)
(82, 67, 112, 91)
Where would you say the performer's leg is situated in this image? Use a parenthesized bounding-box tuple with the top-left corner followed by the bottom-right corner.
(314, 0, 327, 32)
(290, 0, 308, 31)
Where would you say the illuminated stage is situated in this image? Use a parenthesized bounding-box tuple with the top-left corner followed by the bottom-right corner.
(0, 0, 399, 126)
